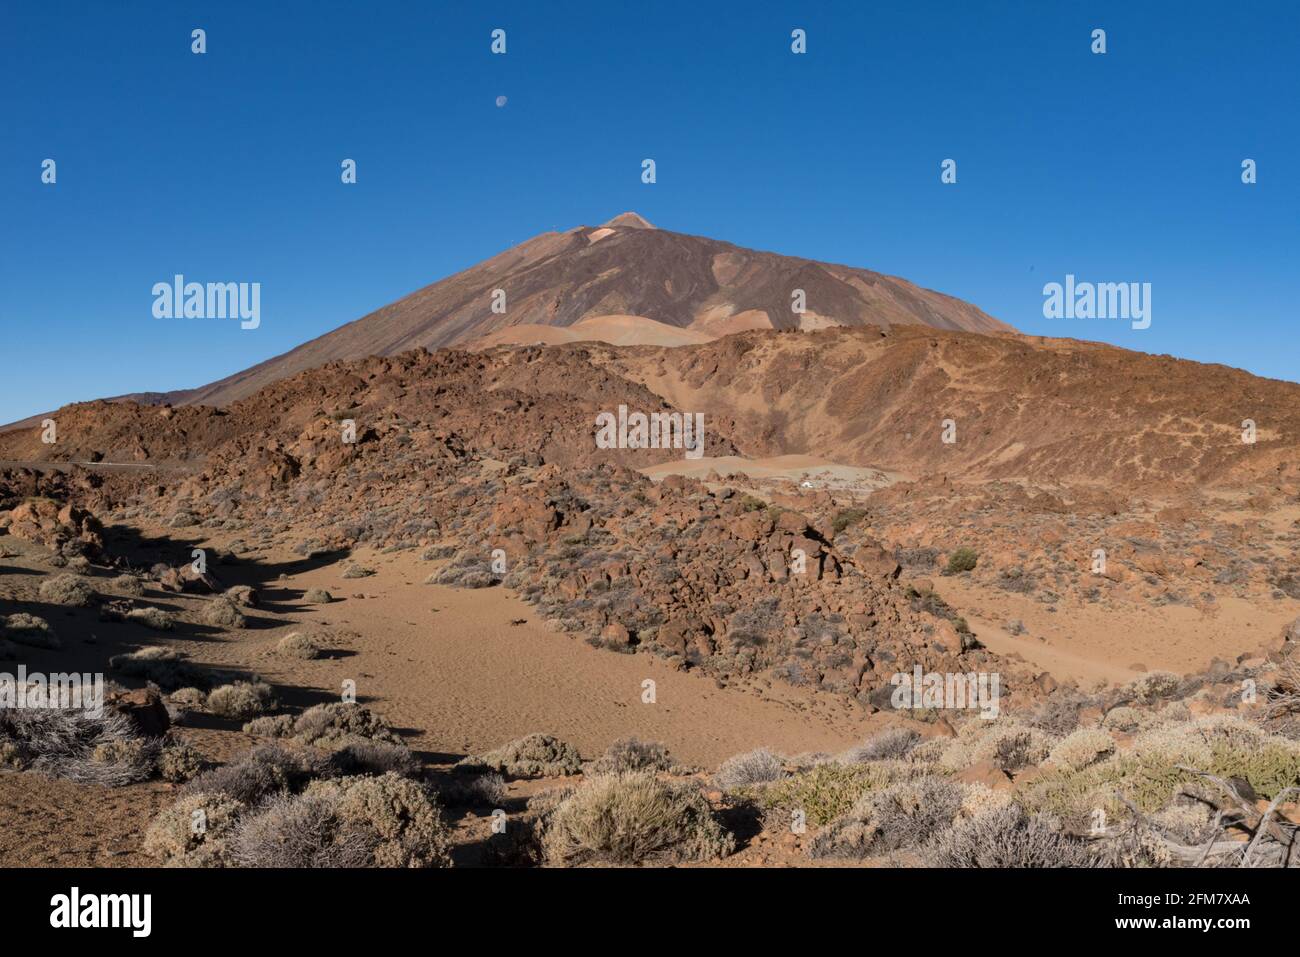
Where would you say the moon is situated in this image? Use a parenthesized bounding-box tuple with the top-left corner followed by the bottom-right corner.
(495, 95, 507, 108)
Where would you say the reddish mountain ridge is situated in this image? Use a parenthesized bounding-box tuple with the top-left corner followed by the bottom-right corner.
(111, 213, 1012, 409)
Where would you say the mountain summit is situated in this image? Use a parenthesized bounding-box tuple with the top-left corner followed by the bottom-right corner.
(134, 215, 1014, 408)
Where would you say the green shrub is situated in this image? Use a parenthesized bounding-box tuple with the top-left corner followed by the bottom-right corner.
(541, 772, 734, 866)
(944, 547, 979, 575)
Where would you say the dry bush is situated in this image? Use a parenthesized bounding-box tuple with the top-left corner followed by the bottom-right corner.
(224, 585, 257, 607)
(302, 588, 333, 604)
(288, 703, 400, 747)
(182, 742, 321, 803)
(541, 772, 734, 866)
(324, 738, 420, 778)
(714, 747, 787, 790)
(930, 804, 1099, 868)
(590, 737, 673, 774)
(2, 613, 60, 649)
(109, 648, 207, 692)
(0, 707, 158, 786)
(206, 681, 276, 720)
(275, 632, 321, 660)
(143, 791, 244, 866)
(838, 728, 920, 764)
(938, 720, 1054, 772)
(112, 574, 144, 596)
(39, 574, 95, 607)
(125, 607, 175, 631)
(229, 791, 376, 868)
(1125, 671, 1183, 704)
(158, 741, 206, 783)
(304, 773, 452, 867)
(810, 776, 965, 859)
(437, 771, 508, 808)
(202, 597, 246, 629)
(341, 565, 374, 579)
(461, 732, 582, 778)
(1047, 728, 1116, 771)
(167, 687, 208, 711)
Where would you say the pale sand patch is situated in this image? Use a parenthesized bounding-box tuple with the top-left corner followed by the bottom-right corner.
(932, 576, 1295, 686)
(239, 548, 876, 767)
(641, 454, 904, 492)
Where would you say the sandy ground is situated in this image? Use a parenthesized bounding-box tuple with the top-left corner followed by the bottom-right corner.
(930, 575, 1292, 685)
(641, 454, 903, 493)
(248, 546, 874, 768)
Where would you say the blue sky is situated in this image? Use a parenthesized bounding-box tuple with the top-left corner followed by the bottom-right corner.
(2, 1, 1296, 423)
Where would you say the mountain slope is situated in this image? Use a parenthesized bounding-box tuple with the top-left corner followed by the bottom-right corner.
(152, 214, 1013, 408)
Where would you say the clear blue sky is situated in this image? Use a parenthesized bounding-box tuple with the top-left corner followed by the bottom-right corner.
(2, 1, 1296, 423)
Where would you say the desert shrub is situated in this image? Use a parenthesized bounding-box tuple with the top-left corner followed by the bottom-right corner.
(939, 720, 1054, 772)
(739, 761, 930, 826)
(1101, 706, 1145, 732)
(839, 728, 921, 764)
(143, 791, 244, 866)
(109, 648, 207, 692)
(341, 565, 374, 579)
(206, 681, 276, 720)
(0, 707, 159, 786)
(832, 508, 868, 535)
(944, 547, 979, 575)
(810, 776, 965, 859)
(303, 588, 333, 604)
(305, 773, 452, 867)
(112, 574, 144, 596)
(39, 574, 94, 607)
(275, 632, 321, 660)
(3, 613, 60, 649)
(202, 597, 246, 629)
(909, 737, 951, 763)
(959, 781, 1015, 817)
(126, 607, 175, 631)
(1026, 691, 1091, 735)
(462, 732, 581, 778)
(591, 737, 673, 774)
(437, 771, 509, 807)
(168, 511, 198, 528)
(1022, 718, 1300, 821)
(1048, 728, 1117, 771)
(167, 687, 207, 711)
(224, 585, 257, 607)
(541, 772, 733, 866)
(290, 703, 400, 747)
(158, 741, 206, 783)
(183, 742, 321, 803)
(420, 544, 456, 561)
(230, 791, 376, 868)
(1126, 671, 1182, 703)
(714, 748, 787, 790)
(930, 804, 1098, 868)
(243, 714, 296, 737)
(324, 738, 420, 778)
